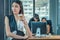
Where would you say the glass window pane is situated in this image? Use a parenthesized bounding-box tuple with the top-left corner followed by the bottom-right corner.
(20, 0, 33, 23)
(35, 0, 49, 21)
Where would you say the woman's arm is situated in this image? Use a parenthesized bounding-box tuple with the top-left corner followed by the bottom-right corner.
(24, 23, 32, 37)
(22, 17, 33, 38)
(5, 16, 28, 39)
(47, 24, 50, 34)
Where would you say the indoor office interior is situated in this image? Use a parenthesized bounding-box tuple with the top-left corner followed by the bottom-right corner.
(0, 0, 60, 40)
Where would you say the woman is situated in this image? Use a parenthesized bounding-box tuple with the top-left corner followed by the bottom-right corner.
(5, 0, 32, 40)
(28, 14, 40, 30)
(41, 17, 53, 35)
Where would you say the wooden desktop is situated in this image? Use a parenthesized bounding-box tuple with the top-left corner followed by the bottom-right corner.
(28, 35, 60, 40)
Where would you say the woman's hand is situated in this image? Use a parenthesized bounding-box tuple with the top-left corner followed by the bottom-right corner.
(21, 16, 28, 25)
(23, 19, 28, 25)
(19, 15, 33, 38)
(19, 15, 27, 25)
(23, 35, 28, 39)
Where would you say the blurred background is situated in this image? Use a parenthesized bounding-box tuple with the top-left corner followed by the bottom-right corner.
(0, 0, 60, 40)
(4, 0, 60, 35)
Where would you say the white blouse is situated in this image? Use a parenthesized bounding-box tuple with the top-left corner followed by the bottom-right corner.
(17, 20, 26, 34)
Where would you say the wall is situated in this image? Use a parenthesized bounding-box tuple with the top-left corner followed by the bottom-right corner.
(0, 0, 4, 40)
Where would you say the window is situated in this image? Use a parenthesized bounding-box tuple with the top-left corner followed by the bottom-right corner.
(24, 8, 28, 10)
(57, 0, 60, 25)
(35, 0, 49, 20)
(20, 0, 33, 23)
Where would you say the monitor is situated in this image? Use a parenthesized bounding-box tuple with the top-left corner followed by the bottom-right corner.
(31, 22, 47, 35)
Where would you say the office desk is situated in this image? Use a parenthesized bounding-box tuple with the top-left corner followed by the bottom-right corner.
(28, 35, 60, 40)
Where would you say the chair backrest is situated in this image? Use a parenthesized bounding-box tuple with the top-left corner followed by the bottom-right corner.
(47, 20, 52, 26)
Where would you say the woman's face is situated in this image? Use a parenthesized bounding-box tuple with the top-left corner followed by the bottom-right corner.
(42, 19, 46, 22)
(12, 2, 20, 15)
(34, 18, 38, 22)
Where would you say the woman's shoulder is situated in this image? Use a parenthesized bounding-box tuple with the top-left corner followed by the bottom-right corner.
(5, 15, 14, 20)
(5, 15, 13, 18)
(29, 18, 34, 21)
(5, 15, 13, 17)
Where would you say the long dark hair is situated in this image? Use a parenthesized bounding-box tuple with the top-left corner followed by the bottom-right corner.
(33, 14, 40, 21)
(30, 14, 40, 21)
(11, 0, 24, 15)
(41, 17, 47, 21)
